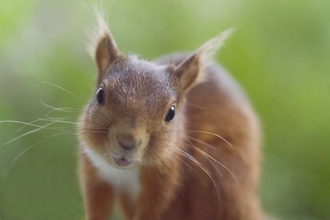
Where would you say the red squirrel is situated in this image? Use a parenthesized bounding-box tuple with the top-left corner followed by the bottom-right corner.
(78, 15, 263, 220)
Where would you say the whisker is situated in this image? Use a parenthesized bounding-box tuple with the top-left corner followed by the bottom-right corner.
(187, 145, 240, 186)
(150, 137, 221, 206)
(15, 118, 49, 132)
(42, 105, 78, 119)
(207, 158, 224, 178)
(76, 129, 107, 134)
(160, 138, 222, 177)
(3, 120, 66, 145)
(167, 147, 203, 182)
(40, 99, 79, 112)
(42, 118, 78, 125)
(13, 117, 75, 133)
(186, 130, 233, 149)
(56, 148, 71, 162)
(10, 139, 47, 166)
(186, 136, 217, 150)
(0, 120, 44, 129)
(173, 146, 221, 208)
(43, 82, 84, 100)
(96, 111, 113, 124)
(159, 137, 240, 186)
(186, 101, 205, 109)
(7, 118, 79, 136)
(165, 130, 233, 149)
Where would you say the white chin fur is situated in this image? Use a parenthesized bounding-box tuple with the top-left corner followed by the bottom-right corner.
(83, 144, 141, 200)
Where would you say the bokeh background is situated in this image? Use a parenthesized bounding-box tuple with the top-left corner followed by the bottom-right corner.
(0, 0, 329, 219)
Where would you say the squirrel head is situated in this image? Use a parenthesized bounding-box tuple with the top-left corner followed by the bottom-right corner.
(79, 15, 232, 169)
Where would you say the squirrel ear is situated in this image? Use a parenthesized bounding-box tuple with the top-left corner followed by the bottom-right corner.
(89, 13, 121, 81)
(174, 28, 233, 95)
(95, 31, 120, 74)
(174, 53, 201, 94)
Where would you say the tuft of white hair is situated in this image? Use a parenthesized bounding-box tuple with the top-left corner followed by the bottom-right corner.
(196, 28, 234, 63)
(192, 28, 234, 85)
(86, 7, 115, 60)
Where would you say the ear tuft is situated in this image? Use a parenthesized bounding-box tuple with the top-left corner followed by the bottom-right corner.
(196, 28, 234, 63)
(175, 28, 233, 96)
(87, 8, 108, 58)
(87, 8, 121, 77)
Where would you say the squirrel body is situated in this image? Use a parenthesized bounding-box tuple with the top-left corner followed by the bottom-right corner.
(78, 17, 262, 220)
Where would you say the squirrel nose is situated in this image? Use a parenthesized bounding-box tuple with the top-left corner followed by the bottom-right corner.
(117, 134, 137, 150)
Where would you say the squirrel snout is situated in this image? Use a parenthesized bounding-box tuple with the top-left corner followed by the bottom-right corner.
(117, 133, 141, 151)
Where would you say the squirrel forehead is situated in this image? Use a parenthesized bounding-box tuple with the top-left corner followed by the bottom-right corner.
(102, 59, 177, 108)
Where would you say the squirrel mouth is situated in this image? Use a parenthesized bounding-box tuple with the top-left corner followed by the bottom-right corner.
(113, 156, 132, 167)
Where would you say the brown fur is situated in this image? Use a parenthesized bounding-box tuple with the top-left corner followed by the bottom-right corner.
(77, 17, 262, 220)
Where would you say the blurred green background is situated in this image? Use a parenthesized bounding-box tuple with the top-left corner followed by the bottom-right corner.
(0, 0, 329, 219)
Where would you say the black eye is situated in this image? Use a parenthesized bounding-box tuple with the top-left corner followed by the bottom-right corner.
(96, 87, 105, 105)
(165, 106, 175, 123)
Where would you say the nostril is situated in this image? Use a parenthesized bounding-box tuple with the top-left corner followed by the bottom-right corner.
(118, 139, 135, 151)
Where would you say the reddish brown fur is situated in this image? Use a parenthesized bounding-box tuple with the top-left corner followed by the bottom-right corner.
(79, 152, 115, 220)
(78, 21, 262, 220)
